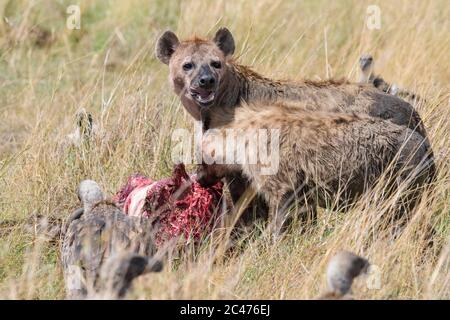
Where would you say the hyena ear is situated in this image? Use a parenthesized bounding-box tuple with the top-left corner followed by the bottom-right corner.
(213, 27, 235, 57)
(156, 30, 180, 65)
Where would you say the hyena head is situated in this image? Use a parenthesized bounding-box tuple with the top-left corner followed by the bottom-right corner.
(155, 28, 235, 119)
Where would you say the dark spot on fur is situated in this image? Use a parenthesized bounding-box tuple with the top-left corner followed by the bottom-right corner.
(173, 76, 185, 92)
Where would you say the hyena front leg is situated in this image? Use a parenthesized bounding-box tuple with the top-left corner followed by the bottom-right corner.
(267, 187, 317, 240)
(225, 172, 269, 226)
(266, 187, 293, 241)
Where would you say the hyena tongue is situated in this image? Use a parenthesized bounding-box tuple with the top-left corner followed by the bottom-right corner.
(196, 88, 213, 99)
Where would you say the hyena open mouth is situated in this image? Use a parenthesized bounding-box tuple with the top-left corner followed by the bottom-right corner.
(189, 87, 215, 106)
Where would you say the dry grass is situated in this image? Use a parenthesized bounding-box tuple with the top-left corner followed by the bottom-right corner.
(0, 0, 449, 299)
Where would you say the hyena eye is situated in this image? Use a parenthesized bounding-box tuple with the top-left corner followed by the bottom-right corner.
(211, 61, 222, 69)
(182, 62, 194, 71)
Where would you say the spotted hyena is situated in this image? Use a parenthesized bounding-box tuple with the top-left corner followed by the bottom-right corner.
(155, 28, 435, 228)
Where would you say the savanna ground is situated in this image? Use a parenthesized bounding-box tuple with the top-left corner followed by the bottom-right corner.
(0, 0, 449, 299)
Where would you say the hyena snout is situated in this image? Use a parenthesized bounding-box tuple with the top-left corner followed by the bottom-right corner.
(196, 66, 216, 89)
(189, 65, 218, 106)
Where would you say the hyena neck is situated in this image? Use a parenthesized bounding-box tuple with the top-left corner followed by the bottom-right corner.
(219, 63, 303, 106)
(205, 62, 349, 129)
(229, 63, 351, 102)
(205, 63, 307, 129)
(195, 63, 300, 129)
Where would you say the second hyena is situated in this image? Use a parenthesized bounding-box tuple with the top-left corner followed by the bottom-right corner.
(196, 101, 433, 234)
